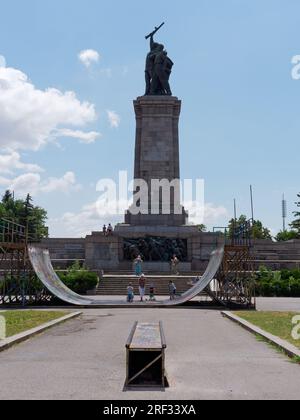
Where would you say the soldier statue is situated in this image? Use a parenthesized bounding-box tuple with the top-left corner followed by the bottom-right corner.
(144, 23, 173, 96)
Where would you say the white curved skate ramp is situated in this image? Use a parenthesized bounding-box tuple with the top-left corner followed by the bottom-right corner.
(28, 245, 224, 307)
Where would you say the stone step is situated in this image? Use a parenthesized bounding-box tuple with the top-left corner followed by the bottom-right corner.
(100, 271, 202, 276)
(96, 275, 200, 296)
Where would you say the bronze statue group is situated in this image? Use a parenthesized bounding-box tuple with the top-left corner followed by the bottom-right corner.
(144, 33, 173, 96)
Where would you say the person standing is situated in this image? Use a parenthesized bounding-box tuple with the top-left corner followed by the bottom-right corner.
(171, 255, 180, 275)
(107, 224, 113, 236)
(134, 255, 143, 277)
(139, 274, 146, 302)
(169, 280, 177, 301)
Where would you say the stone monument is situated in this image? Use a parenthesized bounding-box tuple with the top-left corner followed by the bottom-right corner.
(122, 24, 187, 228)
(85, 25, 218, 272)
(124, 95, 188, 227)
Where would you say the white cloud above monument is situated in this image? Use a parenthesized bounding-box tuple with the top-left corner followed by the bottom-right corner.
(0, 60, 100, 153)
(78, 49, 100, 68)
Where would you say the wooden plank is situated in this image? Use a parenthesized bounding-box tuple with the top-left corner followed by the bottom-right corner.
(126, 321, 138, 349)
(129, 323, 162, 350)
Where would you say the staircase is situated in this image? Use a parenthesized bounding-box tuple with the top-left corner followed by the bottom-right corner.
(94, 272, 206, 296)
(253, 242, 300, 270)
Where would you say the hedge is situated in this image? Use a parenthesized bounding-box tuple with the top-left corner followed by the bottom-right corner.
(57, 261, 98, 294)
(255, 267, 300, 297)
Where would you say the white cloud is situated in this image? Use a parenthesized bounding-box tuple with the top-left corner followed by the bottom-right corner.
(0, 61, 99, 153)
(184, 201, 229, 226)
(203, 203, 229, 224)
(0, 55, 6, 68)
(78, 49, 100, 68)
(0, 171, 81, 196)
(50, 200, 123, 237)
(56, 128, 101, 144)
(41, 172, 81, 194)
(0, 152, 43, 174)
(107, 110, 121, 128)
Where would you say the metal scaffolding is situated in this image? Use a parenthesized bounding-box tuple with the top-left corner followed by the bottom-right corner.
(213, 220, 256, 309)
(0, 219, 51, 306)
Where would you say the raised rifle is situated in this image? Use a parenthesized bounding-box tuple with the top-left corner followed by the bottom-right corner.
(145, 22, 165, 40)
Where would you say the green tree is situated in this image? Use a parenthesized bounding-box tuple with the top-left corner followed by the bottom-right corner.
(290, 193, 300, 234)
(2, 190, 13, 204)
(228, 215, 272, 240)
(252, 220, 272, 240)
(228, 215, 248, 237)
(275, 230, 299, 242)
(0, 190, 48, 239)
(197, 224, 207, 232)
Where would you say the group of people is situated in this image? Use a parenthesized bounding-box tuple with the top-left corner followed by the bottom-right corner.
(127, 254, 179, 303)
(102, 224, 113, 237)
(127, 275, 177, 303)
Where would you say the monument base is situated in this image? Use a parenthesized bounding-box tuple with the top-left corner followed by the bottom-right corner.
(84, 225, 221, 273)
(125, 95, 188, 227)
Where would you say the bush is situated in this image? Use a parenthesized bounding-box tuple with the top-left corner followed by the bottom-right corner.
(255, 266, 300, 297)
(57, 261, 98, 295)
(275, 230, 299, 242)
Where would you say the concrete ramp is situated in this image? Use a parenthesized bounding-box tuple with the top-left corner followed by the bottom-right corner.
(28, 245, 224, 307)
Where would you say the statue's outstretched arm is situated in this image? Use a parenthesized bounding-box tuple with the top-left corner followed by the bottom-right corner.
(150, 35, 154, 51)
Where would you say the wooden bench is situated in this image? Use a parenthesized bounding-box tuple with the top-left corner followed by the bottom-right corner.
(125, 322, 167, 388)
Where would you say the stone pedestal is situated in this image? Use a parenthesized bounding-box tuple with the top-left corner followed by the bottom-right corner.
(125, 96, 187, 227)
(85, 232, 121, 270)
(82, 227, 221, 273)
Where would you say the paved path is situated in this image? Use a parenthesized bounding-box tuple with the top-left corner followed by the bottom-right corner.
(257, 297, 300, 312)
(0, 307, 300, 400)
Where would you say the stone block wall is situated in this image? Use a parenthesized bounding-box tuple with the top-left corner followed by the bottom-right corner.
(40, 238, 85, 269)
(41, 235, 300, 273)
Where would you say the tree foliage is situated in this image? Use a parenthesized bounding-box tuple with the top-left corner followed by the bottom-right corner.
(275, 230, 299, 242)
(256, 266, 300, 297)
(197, 224, 207, 232)
(228, 215, 272, 240)
(0, 190, 48, 239)
(290, 193, 300, 234)
(57, 261, 98, 294)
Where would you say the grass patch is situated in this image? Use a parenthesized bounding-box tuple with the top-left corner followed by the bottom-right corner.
(235, 311, 300, 350)
(0, 310, 68, 338)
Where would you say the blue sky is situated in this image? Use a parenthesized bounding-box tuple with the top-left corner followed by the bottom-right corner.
(0, 0, 299, 237)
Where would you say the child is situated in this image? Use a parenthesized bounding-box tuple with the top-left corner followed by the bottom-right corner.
(149, 284, 156, 302)
(127, 283, 134, 303)
(169, 281, 177, 301)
